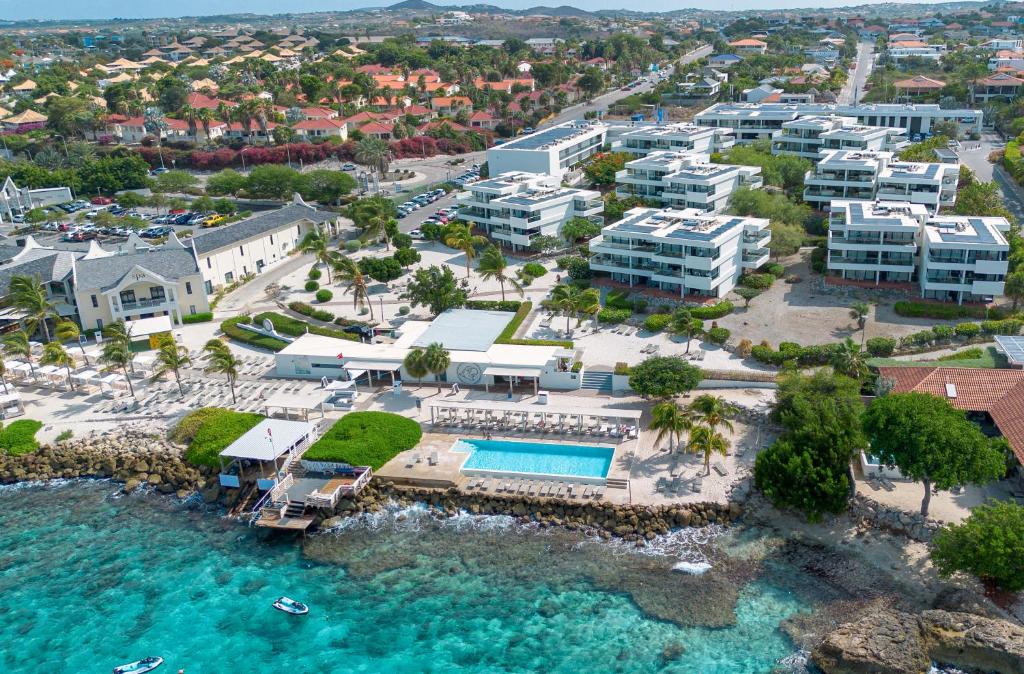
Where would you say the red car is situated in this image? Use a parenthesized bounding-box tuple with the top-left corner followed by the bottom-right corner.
(91, 196, 113, 205)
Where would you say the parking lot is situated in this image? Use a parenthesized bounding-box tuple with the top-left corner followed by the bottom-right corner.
(395, 164, 480, 235)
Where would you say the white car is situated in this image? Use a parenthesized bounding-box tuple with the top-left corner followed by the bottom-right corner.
(409, 229, 423, 239)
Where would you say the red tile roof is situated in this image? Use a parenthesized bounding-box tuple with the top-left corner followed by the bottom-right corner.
(878, 366, 1024, 463)
(894, 75, 946, 90)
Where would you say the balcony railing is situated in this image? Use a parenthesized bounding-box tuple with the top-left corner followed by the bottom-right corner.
(117, 296, 172, 311)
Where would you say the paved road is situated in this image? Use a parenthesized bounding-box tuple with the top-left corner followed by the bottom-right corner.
(956, 133, 1024, 222)
(839, 41, 875, 105)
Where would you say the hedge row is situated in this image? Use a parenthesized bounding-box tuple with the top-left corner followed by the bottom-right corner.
(597, 308, 631, 324)
(465, 300, 523, 312)
(181, 312, 213, 325)
(750, 341, 846, 367)
(893, 301, 995, 320)
(288, 301, 334, 323)
(689, 301, 734, 320)
(493, 300, 573, 348)
(220, 316, 289, 352)
(254, 312, 357, 342)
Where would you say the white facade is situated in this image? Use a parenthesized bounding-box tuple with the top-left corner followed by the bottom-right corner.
(456, 172, 602, 251)
(486, 121, 607, 182)
(921, 215, 1010, 304)
(888, 46, 943, 65)
(770, 116, 908, 161)
(614, 151, 763, 214)
(616, 123, 735, 157)
(589, 207, 770, 299)
(826, 200, 927, 284)
(803, 150, 957, 212)
(694, 102, 983, 142)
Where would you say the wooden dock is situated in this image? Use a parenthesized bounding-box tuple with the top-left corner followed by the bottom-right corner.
(254, 515, 316, 531)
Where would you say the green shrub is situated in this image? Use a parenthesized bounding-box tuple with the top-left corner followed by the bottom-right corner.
(893, 301, 988, 320)
(761, 262, 785, 278)
(182, 312, 213, 324)
(810, 244, 827, 274)
(706, 326, 730, 345)
(571, 361, 583, 373)
(643, 313, 671, 332)
(304, 280, 320, 292)
(304, 412, 422, 470)
(393, 247, 420, 267)
(866, 337, 897, 357)
(56, 429, 73, 442)
(221, 316, 289, 351)
(178, 408, 263, 468)
(597, 308, 631, 324)
(465, 300, 522, 312)
(398, 306, 410, 315)
(392, 232, 413, 249)
(315, 289, 334, 303)
(604, 289, 633, 310)
(344, 239, 362, 253)
(741, 273, 774, 290)
(254, 312, 356, 341)
(938, 347, 984, 361)
(900, 329, 936, 348)
(288, 301, 334, 322)
(932, 325, 954, 341)
(981, 318, 1023, 335)
(690, 301, 734, 320)
(308, 267, 322, 280)
(614, 362, 631, 376)
(954, 322, 981, 338)
(0, 419, 43, 456)
(522, 262, 547, 278)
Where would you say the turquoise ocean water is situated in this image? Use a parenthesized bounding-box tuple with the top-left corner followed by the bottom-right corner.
(0, 481, 811, 673)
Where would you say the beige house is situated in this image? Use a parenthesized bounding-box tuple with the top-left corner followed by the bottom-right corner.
(189, 199, 344, 292)
(73, 237, 209, 332)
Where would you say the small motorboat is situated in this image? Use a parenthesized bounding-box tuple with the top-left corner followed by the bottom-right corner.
(113, 656, 164, 674)
(273, 596, 309, 615)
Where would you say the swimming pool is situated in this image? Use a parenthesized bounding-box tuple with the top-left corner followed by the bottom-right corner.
(453, 438, 615, 482)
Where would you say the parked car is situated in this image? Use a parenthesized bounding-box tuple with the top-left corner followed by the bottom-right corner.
(341, 163, 357, 171)
(409, 229, 423, 239)
(201, 214, 226, 227)
(150, 167, 170, 175)
(174, 213, 193, 225)
(91, 196, 114, 205)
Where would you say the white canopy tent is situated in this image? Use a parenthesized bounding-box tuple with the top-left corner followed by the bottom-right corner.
(263, 387, 330, 420)
(0, 392, 24, 419)
(126, 315, 174, 338)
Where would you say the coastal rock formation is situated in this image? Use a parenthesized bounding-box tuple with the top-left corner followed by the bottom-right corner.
(848, 496, 941, 543)
(0, 428, 201, 495)
(811, 608, 1024, 674)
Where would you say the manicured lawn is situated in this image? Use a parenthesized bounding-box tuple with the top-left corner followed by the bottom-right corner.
(175, 408, 264, 468)
(304, 411, 422, 470)
(0, 419, 43, 456)
(868, 346, 1007, 370)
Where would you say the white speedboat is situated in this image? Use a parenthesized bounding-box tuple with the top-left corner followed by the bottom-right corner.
(113, 656, 164, 674)
(273, 596, 309, 615)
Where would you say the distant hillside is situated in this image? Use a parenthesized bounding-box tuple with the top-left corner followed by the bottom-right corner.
(388, 0, 439, 10)
(387, 0, 594, 17)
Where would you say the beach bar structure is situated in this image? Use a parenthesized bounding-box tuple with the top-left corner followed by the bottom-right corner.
(218, 418, 318, 489)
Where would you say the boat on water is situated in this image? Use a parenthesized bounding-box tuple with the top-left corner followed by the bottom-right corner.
(112, 656, 164, 674)
(273, 596, 309, 615)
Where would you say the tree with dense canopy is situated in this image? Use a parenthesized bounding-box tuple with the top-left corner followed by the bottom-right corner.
(862, 392, 1006, 517)
(628, 356, 702, 399)
(401, 265, 468, 316)
(930, 500, 1024, 592)
(583, 152, 631, 186)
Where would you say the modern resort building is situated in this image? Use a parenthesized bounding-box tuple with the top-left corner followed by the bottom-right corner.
(770, 115, 909, 161)
(614, 151, 763, 213)
(485, 121, 608, 182)
(588, 207, 771, 299)
(803, 150, 958, 212)
(456, 172, 603, 251)
(615, 123, 735, 157)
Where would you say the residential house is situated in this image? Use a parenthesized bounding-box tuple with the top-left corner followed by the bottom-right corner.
(1, 109, 47, 133)
(430, 96, 473, 115)
(728, 39, 768, 55)
(973, 72, 1024, 102)
(894, 75, 946, 98)
(291, 118, 348, 140)
(708, 54, 743, 69)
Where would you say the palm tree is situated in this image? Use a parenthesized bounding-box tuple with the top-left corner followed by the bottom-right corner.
(687, 394, 737, 436)
(0, 360, 7, 394)
(649, 400, 691, 452)
(99, 339, 135, 397)
(444, 223, 488, 278)
(355, 136, 391, 175)
(299, 230, 339, 283)
(670, 308, 703, 354)
(477, 245, 523, 301)
(203, 339, 240, 404)
(686, 424, 730, 476)
(3, 331, 34, 379)
(102, 320, 134, 373)
(549, 284, 600, 333)
(152, 338, 192, 397)
(9, 274, 55, 342)
(180, 103, 198, 142)
(334, 256, 373, 320)
(403, 348, 429, 388)
(849, 301, 870, 345)
(573, 287, 601, 325)
(40, 341, 76, 390)
(831, 338, 868, 380)
(362, 215, 392, 249)
(55, 320, 88, 366)
(197, 107, 214, 142)
(421, 342, 451, 393)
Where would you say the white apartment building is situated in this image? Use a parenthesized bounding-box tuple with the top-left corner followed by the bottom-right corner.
(614, 151, 763, 214)
(770, 116, 909, 161)
(825, 199, 1010, 303)
(486, 121, 607, 182)
(803, 150, 957, 212)
(694, 102, 983, 142)
(589, 207, 770, 299)
(615, 123, 735, 157)
(887, 45, 944, 65)
(456, 172, 603, 251)
(921, 215, 1009, 304)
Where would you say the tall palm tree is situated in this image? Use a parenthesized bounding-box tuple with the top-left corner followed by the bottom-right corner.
(849, 301, 870, 345)
(180, 103, 198, 142)
(686, 424, 730, 476)
(444, 223, 488, 278)
(3, 330, 34, 379)
(421, 342, 451, 393)
(299, 230, 339, 283)
(355, 136, 391, 175)
(687, 394, 737, 436)
(99, 339, 135, 397)
(831, 338, 868, 380)
(203, 339, 240, 404)
(403, 348, 429, 389)
(152, 338, 192, 397)
(9, 274, 55, 342)
(102, 320, 134, 373)
(549, 284, 600, 333)
(362, 215, 393, 250)
(670, 308, 703, 354)
(649, 400, 691, 452)
(55, 320, 88, 366)
(334, 256, 373, 320)
(197, 107, 214, 142)
(477, 245, 523, 301)
(40, 342, 76, 390)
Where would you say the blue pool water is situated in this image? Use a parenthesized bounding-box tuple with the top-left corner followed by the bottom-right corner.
(454, 438, 615, 478)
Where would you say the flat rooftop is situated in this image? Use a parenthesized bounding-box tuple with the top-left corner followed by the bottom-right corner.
(607, 208, 761, 241)
(925, 217, 1009, 247)
(620, 123, 714, 138)
(499, 122, 605, 151)
(835, 200, 927, 228)
(412, 309, 513, 352)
